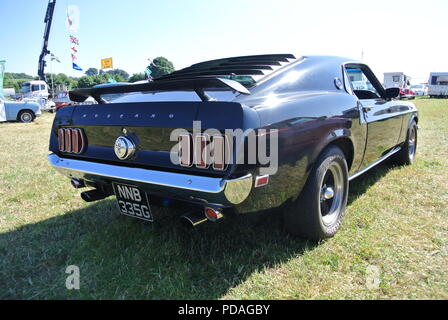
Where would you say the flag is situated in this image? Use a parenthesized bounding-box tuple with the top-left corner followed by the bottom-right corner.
(66, 5, 80, 32)
(50, 53, 60, 63)
(69, 35, 79, 45)
(68, 5, 81, 72)
(72, 63, 83, 71)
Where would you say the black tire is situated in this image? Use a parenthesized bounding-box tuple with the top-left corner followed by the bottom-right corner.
(17, 110, 35, 123)
(392, 121, 417, 166)
(284, 145, 349, 240)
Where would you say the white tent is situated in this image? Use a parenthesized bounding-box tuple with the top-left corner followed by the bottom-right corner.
(0, 99, 6, 122)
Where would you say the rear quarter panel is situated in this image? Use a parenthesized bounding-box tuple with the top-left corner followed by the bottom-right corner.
(235, 91, 364, 214)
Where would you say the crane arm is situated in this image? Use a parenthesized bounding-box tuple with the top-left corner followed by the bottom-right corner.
(38, 0, 56, 81)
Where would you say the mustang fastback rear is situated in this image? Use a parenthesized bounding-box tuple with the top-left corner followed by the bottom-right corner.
(48, 55, 418, 240)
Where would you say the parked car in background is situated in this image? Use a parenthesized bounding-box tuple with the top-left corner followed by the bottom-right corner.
(400, 88, 416, 99)
(49, 54, 418, 240)
(0, 93, 41, 123)
(410, 84, 427, 96)
(53, 90, 72, 110)
(53, 90, 96, 111)
(428, 72, 448, 97)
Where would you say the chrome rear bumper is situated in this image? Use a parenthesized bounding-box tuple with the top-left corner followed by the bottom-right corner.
(48, 154, 253, 207)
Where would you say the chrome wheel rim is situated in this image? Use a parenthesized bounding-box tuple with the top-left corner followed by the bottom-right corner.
(408, 126, 417, 160)
(319, 162, 344, 226)
(21, 113, 32, 122)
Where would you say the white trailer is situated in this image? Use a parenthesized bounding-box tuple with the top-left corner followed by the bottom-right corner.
(428, 72, 448, 97)
(383, 72, 411, 89)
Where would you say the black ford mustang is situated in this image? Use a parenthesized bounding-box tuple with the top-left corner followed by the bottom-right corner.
(49, 54, 418, 240)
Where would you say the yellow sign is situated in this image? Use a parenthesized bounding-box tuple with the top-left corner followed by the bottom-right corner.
(101, 57, 113, 70)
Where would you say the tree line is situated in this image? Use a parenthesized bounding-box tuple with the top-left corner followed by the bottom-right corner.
(3, 56, 174, 95)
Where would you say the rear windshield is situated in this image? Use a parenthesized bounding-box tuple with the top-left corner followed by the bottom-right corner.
(111, 90, 239, 103)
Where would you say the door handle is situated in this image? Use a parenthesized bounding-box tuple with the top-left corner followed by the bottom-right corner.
(362, 106, 372, 112)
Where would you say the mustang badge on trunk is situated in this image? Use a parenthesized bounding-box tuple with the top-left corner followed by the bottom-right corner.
(114, 136, 136, 160)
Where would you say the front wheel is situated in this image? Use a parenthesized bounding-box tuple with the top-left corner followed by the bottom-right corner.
(18, 110, 35, 123)
(284, 146, 349, 240)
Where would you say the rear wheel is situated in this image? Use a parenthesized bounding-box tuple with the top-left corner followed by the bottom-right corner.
(284, 146, 349, 240)
(18, 110, 35, 123)
(392, 121, 417, 165)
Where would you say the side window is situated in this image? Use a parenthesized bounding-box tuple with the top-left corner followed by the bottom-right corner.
(345, 67, 380, 99)
(392, 76, 400, 82)
(31, 84, 40, 92)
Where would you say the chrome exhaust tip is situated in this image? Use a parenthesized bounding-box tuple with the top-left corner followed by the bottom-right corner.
(80, 189, 108, 202)
(180, 211, 208, 228)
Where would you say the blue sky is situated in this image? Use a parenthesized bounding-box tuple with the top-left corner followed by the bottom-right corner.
(0, 0, 446, 83)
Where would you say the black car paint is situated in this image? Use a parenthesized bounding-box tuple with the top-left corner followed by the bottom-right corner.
(49, 55, 418, 214)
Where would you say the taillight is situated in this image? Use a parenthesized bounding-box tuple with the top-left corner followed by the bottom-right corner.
(179, 134, 192, 167)
(178, 134, 227, 171)
(212, 135, 226, 171)
(58, 128, 86, 154)
(195, 134, 209, 169)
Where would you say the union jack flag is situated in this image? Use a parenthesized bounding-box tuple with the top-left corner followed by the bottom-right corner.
(71, 46, 78, 53)
(71, 54, 77, 62)
(69, 35, 79, 45)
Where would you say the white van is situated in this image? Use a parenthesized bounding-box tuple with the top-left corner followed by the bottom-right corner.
(428, 72, 448, 97)
(383, 72, 411, 89)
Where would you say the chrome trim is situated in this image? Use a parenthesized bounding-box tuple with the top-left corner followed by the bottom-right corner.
(114, 136, 136, 160)
(48, 154, 253, 206)
(349, 146, 401, 181)
(322, 186, 335, 200)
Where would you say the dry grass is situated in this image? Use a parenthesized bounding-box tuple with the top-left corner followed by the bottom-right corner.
(0, 98, 447, 299)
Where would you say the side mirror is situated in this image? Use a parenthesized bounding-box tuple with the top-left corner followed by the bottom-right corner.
(384, 87, 400, 99)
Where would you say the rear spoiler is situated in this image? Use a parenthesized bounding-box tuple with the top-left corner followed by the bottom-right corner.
(69, 77, 251, 103)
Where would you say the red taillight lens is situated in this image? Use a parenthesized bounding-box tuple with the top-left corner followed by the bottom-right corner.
(58, 128, 86, 154)
(178, 134, 228, 171)
(212, 135, 226, 171)
(204, 207, 223, 221)
(58, 128, 65, 152)
(179, 134, 192, 167)
(195, 134, 209, 169)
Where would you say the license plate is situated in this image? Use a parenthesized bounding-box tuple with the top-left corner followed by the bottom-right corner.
(112, 182, 153, 222)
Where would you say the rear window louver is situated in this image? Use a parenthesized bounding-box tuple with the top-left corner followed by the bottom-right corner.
(155, 54, 297, 86)
(69, 54, 297, 103)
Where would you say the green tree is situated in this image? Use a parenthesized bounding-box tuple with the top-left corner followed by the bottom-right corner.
(76, 76, 96, 88)
(45, 73, 78, 95)
(128, 73, 147, 82)
(100, 69, 129, 80)
(148, 57, 175, 79)
(85, 68, 99, 76)
(75, 73, 127, 88)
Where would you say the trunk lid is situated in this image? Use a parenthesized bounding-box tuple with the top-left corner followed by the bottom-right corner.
(50, 101, 251, 176)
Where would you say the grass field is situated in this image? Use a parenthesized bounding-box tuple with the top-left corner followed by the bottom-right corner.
(0, 98, 447, 299)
